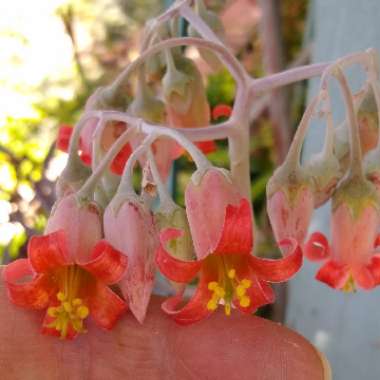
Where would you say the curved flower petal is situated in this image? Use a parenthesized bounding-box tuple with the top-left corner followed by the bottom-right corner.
(156, 228, 202, 283)
(89, 282, 127, 330)
(304, 232, 330, 261)
(195, 140, 216, 154)
(28, 230, 71, 273)
(234, 277, 275, 314)
(212, 104, 232, 120)
(3, 259, 52, 309)
(166, 281, 214, 325)
(248, 238, 302, 282)
(80, 240, 128, 285)
(56, 124, 73, 152)
(214, 198, 253, 256)
(315, 260, 349, 289)
(366, 255, 380, 285)
(352, 266, 376, 290)
(110, 143, 132, 175)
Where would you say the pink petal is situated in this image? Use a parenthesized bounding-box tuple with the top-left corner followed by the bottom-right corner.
(214, 198, 253, 256)
(80, 240, 128, 285)
(45, 194, 103, 263)
(156, 228, 202, 283)
(249, 238, 303, 282)
(28, 231, 71, 273)
(89, 282, 127, 330)
(267, 187, 314, 244)
(3, 259, 53, 309)
(315, 260, 349, 289)
(304, 232, 330, 261)
(185, 168, 242, 259)
(105, 201, 157, 324)
(352, 266, 376, 290)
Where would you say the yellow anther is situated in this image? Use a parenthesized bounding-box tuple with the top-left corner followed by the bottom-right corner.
(215, 286, 226, 298)
(241, 279, 252, 289)
(63, 302, 73, 313)
(76, 305, 90, 319)
(227, 269, 236, 279)
(236, 285, 246, 298)
(239, 296, 251, 308)
(207, 300, 218, 311)
(208, 281, 218, 291)
(224, 303, 231, 316)
(47, 307, 58, 317)
(57, 292, 66, 302)
(73, 298, 82, 306)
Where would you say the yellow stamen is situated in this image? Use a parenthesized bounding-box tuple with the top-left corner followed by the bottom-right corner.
(215, 286, 226, 298)
(227, 269, 236, 279)
(208, 281, 218, 291)
(207, 299, 218, 311)
(236, 285, 246, 298)
(239, 296, 251, 308)
(76, 305, 90, 319)
(224, 303, 231, 316)
(241, 279, 252, 289)
(342, 274, 356, 293)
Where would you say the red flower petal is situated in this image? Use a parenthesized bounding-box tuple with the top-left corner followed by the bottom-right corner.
(249, 238, 303, 282)
(304, 232, 330, 261)
(156, 229, 202, 283)
(212, 104, 232, 120)
(214, 198, 253, 256)
(3, 259, 53, 309)
(366, 255, 380, 285)
(89, 282, 127, 330)
(28, 230, 71, 273)
(56, 125, 73, 152)
(196, 140, 216, 154)
(315, 260, 349, 289)
(80, 240, 128, 285)
(170, 283, 214, 325)
(162, 265, 218, 325)
(110, 143, 132, 175)
(235, 277, 275, 314)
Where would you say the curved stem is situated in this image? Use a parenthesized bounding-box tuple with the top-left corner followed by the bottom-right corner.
(118, 134, 158, 196)
(285, 95, 319, 166)
(335, 68, 364, 178)
(147, 149, 177, 213)
(75, 126, 138, 201)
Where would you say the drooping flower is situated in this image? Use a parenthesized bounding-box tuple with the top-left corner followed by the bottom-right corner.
(104, 196, 157, 323)
(56, 121, 132, 175)
(3, 194, 128, 339)
(305, 197, 380, 291)
(156, 169, 302, 324)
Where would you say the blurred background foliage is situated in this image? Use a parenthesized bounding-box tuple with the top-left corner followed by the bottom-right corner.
(0, 0, 308, 275)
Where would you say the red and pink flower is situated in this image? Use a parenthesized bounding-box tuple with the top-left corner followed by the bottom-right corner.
(156, 169, 303, 324)
(3, 194, 128, 339)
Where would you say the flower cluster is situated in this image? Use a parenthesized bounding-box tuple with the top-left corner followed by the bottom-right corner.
(3, 0, 380, 342)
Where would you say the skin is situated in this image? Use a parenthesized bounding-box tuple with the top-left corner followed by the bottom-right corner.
(0, 268, 329, 380)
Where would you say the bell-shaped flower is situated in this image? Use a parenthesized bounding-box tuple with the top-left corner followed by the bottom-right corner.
(3, 194, 128, 339)
(156, 168, 302, 324)
(164, 56, 218, 156)
(104, 196, 157, 323)
(305, 196, 380, 291)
